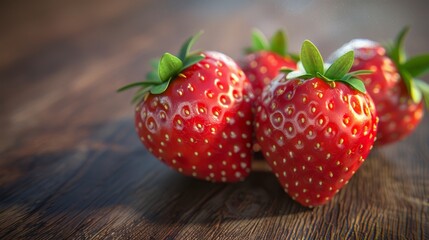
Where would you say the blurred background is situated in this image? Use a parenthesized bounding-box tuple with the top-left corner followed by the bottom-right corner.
(1, 0, 429, 65)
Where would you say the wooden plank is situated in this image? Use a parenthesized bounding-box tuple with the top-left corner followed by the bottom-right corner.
(2, 122, 427, 239)
(0, 0, 428, 239)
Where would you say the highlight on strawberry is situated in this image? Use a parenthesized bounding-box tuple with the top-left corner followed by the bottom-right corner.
(241, 29, 299, 97)
(118, 32, 255, 182)
(255, 40, 378, 207)
(329, 27, 429, 145)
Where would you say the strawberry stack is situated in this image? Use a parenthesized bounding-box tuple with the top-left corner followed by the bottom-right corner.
(119, 28, 429, 207)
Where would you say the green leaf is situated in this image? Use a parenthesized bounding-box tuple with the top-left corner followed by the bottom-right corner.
(117, 82, 146, 92)
(403, 54, 429, 77)
(150, 80, 170, 94)
(270, 30, 286, 56)
(401, 68, 412, 95)
(279, 68, 295, 74)
(146, 70, 161, 83)
(340, 77, 366, 93)
(341, 70, 373, 84)
(347, 70, 374, 76)
(412, 84, 422, 103)
(341, 74, 352, 82)
(251, 29, 269, 52)
(158, 53, 183, 82)
(145, 58, 162, 83)
(412, 84, 423, 103)
(116, 81, 158, 92)
(119, 32, 206, 104)
(323, 63, 331, 72)
(289, 53, 300, 62)
(178, 31, 203, 61)
(415, 79, 429, 108)
(389, 27, 409, 64)
(325, 51, 354, 80)
(182, 54, 204, 70)
(131, 86, 151, 104)
(301, 40, 324, 76)
(317, 73, 334, 82)
(286, 70, 312, 80)
(400, 70, 422, 103)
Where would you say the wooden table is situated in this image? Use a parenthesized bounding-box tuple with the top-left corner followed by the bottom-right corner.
(1, 0, 428, 239)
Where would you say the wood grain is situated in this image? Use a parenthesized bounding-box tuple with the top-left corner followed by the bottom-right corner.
(1, 0, 428, 239)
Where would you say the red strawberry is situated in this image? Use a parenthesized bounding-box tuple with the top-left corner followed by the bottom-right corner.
(329, 28, 429, 145)
(241, 29, 298, 97)
(255, 40, 378, 207)
(118, 33, 254, 182)
(241, 29, 298, 153)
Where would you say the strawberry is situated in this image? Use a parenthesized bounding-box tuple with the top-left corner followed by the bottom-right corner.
(118, 33, 254, 182)
(255, 40, 378, 207)
(329, 27, 429, 145)
(241, 29, 299, 153)
(241, 29, 298, 97)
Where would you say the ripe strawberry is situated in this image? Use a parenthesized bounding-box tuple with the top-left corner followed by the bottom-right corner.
(255, 40, 378, 207)
(118, 33, 254, 182)
(241, 29, 298, 97)
(241, 29, 299, 153)
(329, 27, 429, 145)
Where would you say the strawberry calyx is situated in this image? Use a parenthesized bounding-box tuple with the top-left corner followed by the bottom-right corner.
(385, 27, 429, 107)
(117, 32, 205, 103)
(282, 40, 370, 93)
(245, 29, 299, 61)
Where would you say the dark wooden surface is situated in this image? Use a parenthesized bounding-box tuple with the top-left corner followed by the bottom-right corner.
(1, 0, 429, 239)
